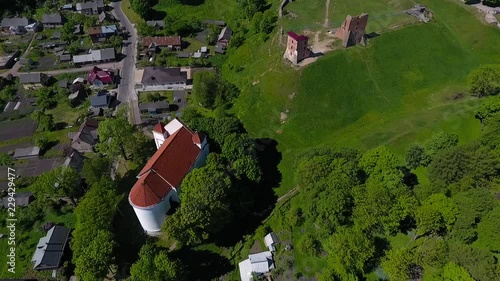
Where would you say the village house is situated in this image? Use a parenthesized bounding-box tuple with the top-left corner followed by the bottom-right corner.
(68, 118, 99, 153)
(41, 13, 63, 28)
(2, 192, 33, 208)
(239, 251, 276, 281)
(284, 31, 310, 64)
(75, 0, 105, 15)
(72, 48, 116, 64)
(0, 17, 32, 34)
(146, 20, 166, 29)
(335, 13, 369, 47)
(264, 232, 280, 252)
(215, 26, 232, 54)
(136, 67, 188, 92)
(68, 82, 86, 100)
(129, 119, 209, 235)
(142, 36, 182, 51)
(31, 225, 71, 271)
(88, 25, 118, 43)
(98, 11, 115, 24)
(60, 3, 73, 11)
(0, 51, 21, 69)
(88, 66, 114, 87)
(18, 72, 49, 90)
(63, 150, 84, 172)
(90, 92, 112, 109)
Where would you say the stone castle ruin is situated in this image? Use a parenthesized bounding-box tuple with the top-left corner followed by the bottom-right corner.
(283, 31, 310, 64)
(335, 13, 369, 48)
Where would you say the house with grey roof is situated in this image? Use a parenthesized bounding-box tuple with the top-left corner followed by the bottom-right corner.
(136, 67, 188, 92)
(63, 150, 84, 172)
(31, 225, 70, 271)
(42, 13, 63, 28)
(76, 0, 104, 15)
(1, 17, 30, 34)
(239, 251, 275, 281)
(0, 51, 21, 69)
(2, 192, 33, 208)
(72, 48, 116, 64)
(264, 232, 280, 252)
(90, 92, 111, 109)
(68, 118, 99, 153)
(13, 146, 40, 160)
(146, 20, 165, 29)
(98, 11, 115, 24)
(18, 73, 49, 89)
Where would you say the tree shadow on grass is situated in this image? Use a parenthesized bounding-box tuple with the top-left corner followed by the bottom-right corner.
(212, 138, 282, 247)
(172, 248, 233, 280)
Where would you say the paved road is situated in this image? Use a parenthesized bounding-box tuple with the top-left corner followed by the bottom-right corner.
(110, 0, 142, 125)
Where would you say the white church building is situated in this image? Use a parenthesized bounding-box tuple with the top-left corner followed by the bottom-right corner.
(128, 119, 209, 235)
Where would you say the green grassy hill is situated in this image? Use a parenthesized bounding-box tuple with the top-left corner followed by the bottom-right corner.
(227, 0, 500, 195)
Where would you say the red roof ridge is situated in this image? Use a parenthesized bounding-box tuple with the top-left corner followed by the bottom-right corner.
(152, 122, 166, 134)
(287, 31, 308, 41)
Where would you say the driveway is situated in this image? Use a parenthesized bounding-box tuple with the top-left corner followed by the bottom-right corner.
(110, 1, 142, 125)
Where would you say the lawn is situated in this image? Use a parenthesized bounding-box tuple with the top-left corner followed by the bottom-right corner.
(154, 0, 237, 24)
(228, 0, 500, 196)
(121, 0, 145, 25)
(281, 0, 418, 33)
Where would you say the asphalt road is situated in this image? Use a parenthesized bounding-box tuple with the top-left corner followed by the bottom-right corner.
(110, 1, 142, 125)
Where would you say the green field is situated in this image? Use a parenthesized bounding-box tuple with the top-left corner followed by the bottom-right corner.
(154, 0, 237, 23)
(226, 0, 500, 195)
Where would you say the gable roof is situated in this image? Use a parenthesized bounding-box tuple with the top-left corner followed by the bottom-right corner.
(287, 31, 308, 41)
(70, 118, 98, 148)
(31, 225, 70, 271)
(1, 17, 29, 28)
(152, 122, 166, 134)
(42, 13, 62, 24)
(76, 0, 104, 11)
(146, 20, 165, 28)
(18, 72, 44, 84)
(239, 251, 275, 281)
(217, 26, 232, 41)
(63, 150, 84, 171)
(90, 94, 110, 107)
(142, 36, 181, 47)
(139, 100, 169, 111)
(141, 67, 187, 85)
(99, 11, 114, 22)
(88, 66, 113, 84)
(129, 123, 202, 208)
(73, 48, 115, 63)
(2, 192, 33, 208)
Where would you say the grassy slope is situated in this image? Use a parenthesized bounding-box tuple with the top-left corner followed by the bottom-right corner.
(155, 0, 237, 23)
(230, 0, 500, 195)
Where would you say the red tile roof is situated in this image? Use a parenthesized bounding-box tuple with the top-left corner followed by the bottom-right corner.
(287, 31, 308, 41)
(129, 126, 202, 208)
(88, 66, 113, 84)
(142, 36, 181, 47)
(192, 132, 204, 145)
(152, 122, 166, 134)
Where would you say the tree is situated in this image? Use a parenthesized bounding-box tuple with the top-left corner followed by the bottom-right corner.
(31, 166, 81, 205)
(448, 243, 500, 281)
(0, 153, 13, 166)
(34, 136, 50, 152)
(35, 87, 57, 109)
(82, 156, 112, 185)
(467, 64, 500, 97)
(0, 85, 17, 103)
(324, 226, 375, 279)
(108, 35, 123, 49)
(162, 163, 232, 245)
(130, 0, 154, 18)
(441, 262, 475, 281)
(31, 110, 55, 132)
(483, 0, 500, 6)
(476, 207, 500, 253)
(96, 116, 135, 159)
(130, 243, 184, 281)
(405, 144, 430, 169)
(415, 193, 459, 237)
(298, 234, 322, 257)
(125, 132, 156, 166)
(250, 12, 263, 34)
(381, 247, 414, 281)
(238, 0, 266, 18)
(74, 230, 115, 280)
(222, 133, 262, 182)
(425, 132, 459, 158)
(192, 71, 218, 108)
(260, 9, 277, 34)
(475, 95, 500, 126)
(206, 24, 221, 44)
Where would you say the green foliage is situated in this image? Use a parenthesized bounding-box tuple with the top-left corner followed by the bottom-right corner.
(415, 193, 459, 236)
(31, 167, 81, 203)
(192, 71, 239, 109)
(476, 207, 500, 253)
(31, 110, 55, 132)
(108, 35, 123, 49)
(425, 132, 459, 158)
(74, 230, 115, 280)
(82, 156, 113, 186)
(17, 200, 45, 231)
(260, 9, 277, 34)
(381, 247, 414, 281)
(324, 226, 375, 279)
(298, 234, 322, 257)
(0, 152, 13, 166)
(475, 95, 500, 124)
(130, 243, 184, 281)
(96, 115, 135, 159)
(441, 262, 474, 281)
(35, 87, 57, 110)
(130, 0, 155, 18)
(238, 0, 266, 18)
(483, 0, 500, 7)
(162, 162, 232, 245)
(448, 243, 500, 281)
(126, 132, 156, 166)
(405, 144, 430, 170)
(468, 64, 500, 97)
(222, 133, 262, 182)
(34, 136, 50, 151)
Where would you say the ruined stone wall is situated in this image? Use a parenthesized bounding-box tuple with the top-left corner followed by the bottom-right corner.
(335, 13, 369, 47)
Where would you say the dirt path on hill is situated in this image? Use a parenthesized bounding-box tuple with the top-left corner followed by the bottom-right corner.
(323, 0, 331, 27)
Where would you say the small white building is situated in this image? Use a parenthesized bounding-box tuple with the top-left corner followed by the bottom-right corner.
(239, 251, 275, 281)
(264, 232, 280, 252)
(129, 119, 209, 235)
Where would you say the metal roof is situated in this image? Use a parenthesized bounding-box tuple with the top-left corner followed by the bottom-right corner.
(31, 225, 70, 271)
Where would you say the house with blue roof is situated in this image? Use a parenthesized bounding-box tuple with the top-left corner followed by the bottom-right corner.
(88, 24, 118, 43)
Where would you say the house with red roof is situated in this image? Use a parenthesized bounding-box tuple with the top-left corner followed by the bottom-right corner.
(284, 31, 310, 64)
(88, 66, 114, 87)
(129, 118, 209, 235)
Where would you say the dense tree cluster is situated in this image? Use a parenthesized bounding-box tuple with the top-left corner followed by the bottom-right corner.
(191, 71, 239, 110)
(129, 243, 185, 281)
(162, 116, 264, 245)
(30, 166, 81, 205)
(71, 178, 122, 280)
(294, 118, 500, 280)
(468, 64, 500, 97)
